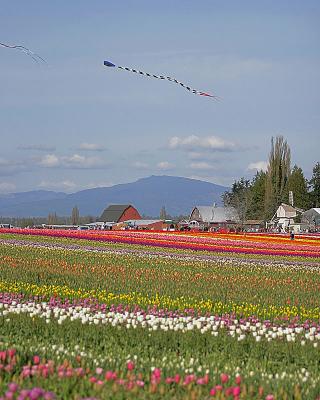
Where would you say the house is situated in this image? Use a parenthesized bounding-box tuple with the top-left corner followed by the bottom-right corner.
(100, 204, 141, 223)
(189, 205, 239, 230)
(301, 208, 320, 231)
(269, 203, 304, 232)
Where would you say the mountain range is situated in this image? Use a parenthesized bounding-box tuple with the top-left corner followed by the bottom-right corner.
(0, 175, 228, 218)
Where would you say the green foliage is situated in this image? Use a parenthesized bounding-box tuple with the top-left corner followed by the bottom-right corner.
(309, 162, 320, 207)
(247, 171, 267, 220)
(222, 178, 251, 223)
(264, 136, 291, 219)
(287, 165, 311, 210)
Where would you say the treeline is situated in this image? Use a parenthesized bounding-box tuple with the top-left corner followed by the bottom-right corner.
(223, 136, 320, 222)
(0, 206, 96, 228)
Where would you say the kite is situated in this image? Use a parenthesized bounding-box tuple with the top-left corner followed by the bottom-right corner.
(0, 41, 46, 64)
(103, 60, 217, 98)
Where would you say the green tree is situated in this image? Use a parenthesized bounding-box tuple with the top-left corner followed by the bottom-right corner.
(309, 162, 320, 207)
(223, 178, 251, 225)
(264, 136, 291, 219)
(287, 165, 310, 210)
(247, 170, 267, 220)
(71, 206, 80, 225)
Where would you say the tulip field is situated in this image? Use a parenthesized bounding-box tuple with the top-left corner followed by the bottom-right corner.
(0, 229, 319, 399)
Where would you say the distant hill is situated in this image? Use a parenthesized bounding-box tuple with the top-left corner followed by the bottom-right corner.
(0, 175, 228, 218)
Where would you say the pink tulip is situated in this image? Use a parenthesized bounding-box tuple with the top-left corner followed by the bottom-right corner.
(233, 386, 241, 396)
(33, 355, 40, 365)
(220, 373, 229, 384)
(126, 360, 135, 371)
(105, 371, 116, 381)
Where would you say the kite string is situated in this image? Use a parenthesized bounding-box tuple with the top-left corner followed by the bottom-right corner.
(0, 41, 47, 64)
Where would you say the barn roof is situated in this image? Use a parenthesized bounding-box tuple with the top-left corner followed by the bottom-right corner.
(191, 206, 239, 223)
(100, 204, 132, 222)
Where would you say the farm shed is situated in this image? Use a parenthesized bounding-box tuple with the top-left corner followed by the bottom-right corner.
(100, 204, 141, 223)
(301, 208, 320, 230)
(189, 205, 239, 229)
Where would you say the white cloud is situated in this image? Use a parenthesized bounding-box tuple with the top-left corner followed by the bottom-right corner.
(247, 161, 268, 172)
(190, 161, 216, 170)
(84, 181, 114, 189)
(77, 143, 106, 151)
(0, 182, 16, 194)
(38, 180, 77, 192)
(39, 154, 60, 167)
(168, 135, 237, 152)
(63, 154, 109, 169)
(37, 154, 110, 169)
(132, 161, 149, 169)
(157, 161, 174, 170)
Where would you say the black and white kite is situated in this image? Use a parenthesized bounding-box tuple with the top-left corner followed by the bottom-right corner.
(104, 60, 217, 98)
(0, 41, 46, 64)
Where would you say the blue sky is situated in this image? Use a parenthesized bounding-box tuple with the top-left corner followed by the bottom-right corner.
(1, 0, 319, 193)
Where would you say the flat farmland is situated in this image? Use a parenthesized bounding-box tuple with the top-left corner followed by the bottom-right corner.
(0, 229, 319, 399)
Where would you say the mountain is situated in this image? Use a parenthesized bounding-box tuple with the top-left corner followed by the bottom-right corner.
(0, 175, 228, 218)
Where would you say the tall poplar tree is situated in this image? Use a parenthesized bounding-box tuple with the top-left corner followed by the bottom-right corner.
(71, 206, 80, 225)
(264, 136, 291, 219)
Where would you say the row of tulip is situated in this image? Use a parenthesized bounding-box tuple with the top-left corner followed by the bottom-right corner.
(1, 279, 319, 321)
(0, 236, 319, 320)
(1, 228, 320, 257)
(1, 295, 319, 345)
(2, 308, 320, 399)
(0, 347, 283, 400)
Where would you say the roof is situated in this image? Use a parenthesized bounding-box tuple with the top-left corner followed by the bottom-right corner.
(279, 203, 296, 212)
(192, 206, 239, 223)
(124, 219, 162, 226)
(303, 208, 320, 216)
(100, 204, 131, 222)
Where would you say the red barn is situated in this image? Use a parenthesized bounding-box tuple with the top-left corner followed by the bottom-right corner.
(100, 204, 141, 223)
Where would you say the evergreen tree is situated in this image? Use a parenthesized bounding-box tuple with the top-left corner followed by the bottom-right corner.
(247, 171, 267, 220)
(287, 165, 310, 210)
(264, 136, 291, 219)
(71, 206, 80, 225)
(309, 162, 320, 207)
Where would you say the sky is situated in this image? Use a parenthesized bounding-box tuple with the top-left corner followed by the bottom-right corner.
(0, 0, 319, 194)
